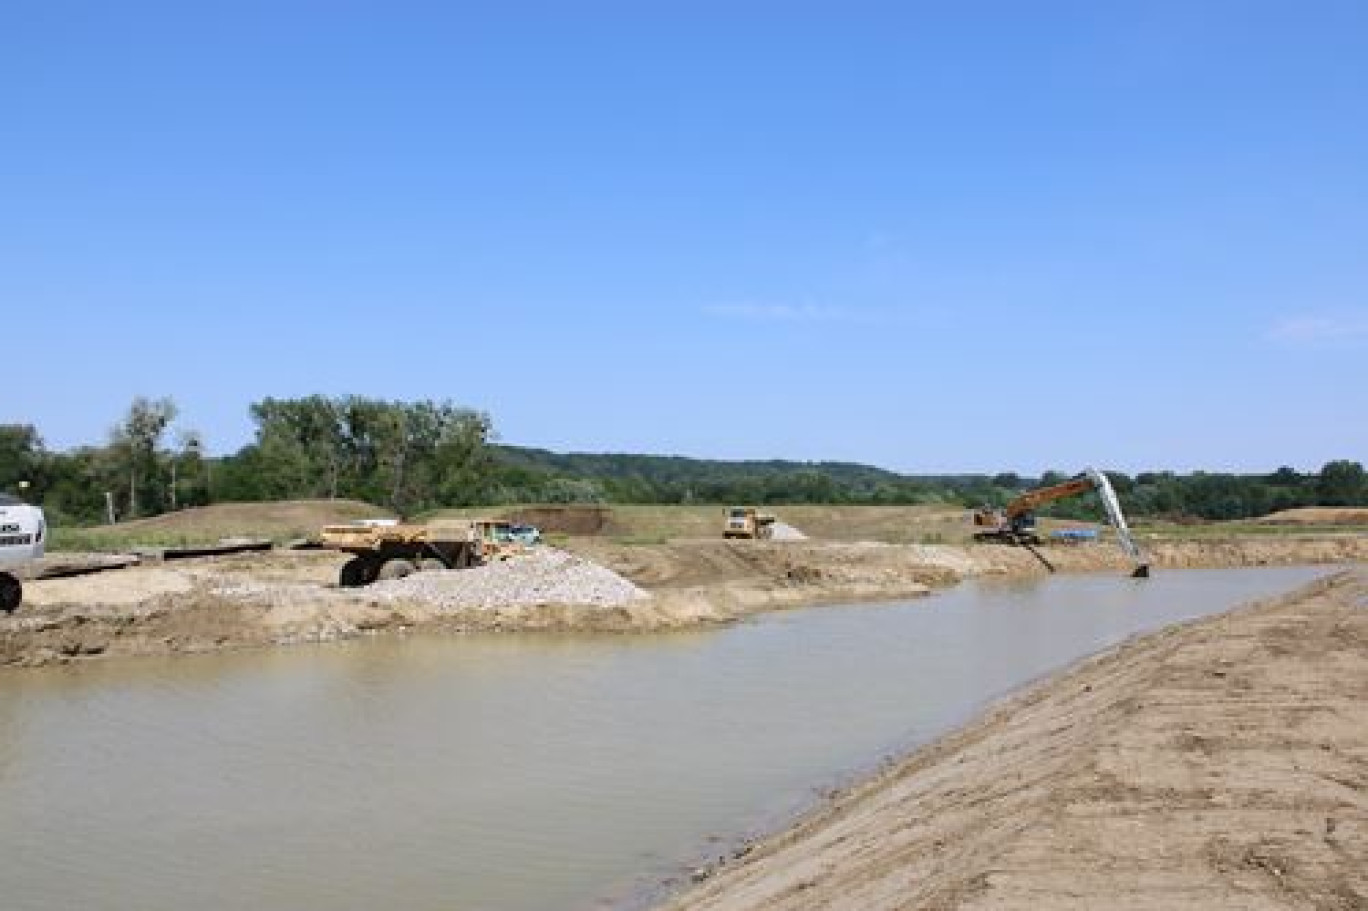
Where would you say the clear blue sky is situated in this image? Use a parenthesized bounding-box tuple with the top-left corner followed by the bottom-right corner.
(5, 1, 1365, 474)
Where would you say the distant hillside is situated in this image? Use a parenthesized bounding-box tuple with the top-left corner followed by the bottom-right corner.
(490, 445, 983, 504)
(496, 446, 923, 484)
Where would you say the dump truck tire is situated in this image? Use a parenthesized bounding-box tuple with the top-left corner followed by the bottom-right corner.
(0, 572, 21, 614)
(377, 559, 417, 581)
(418, 558, 446, 573)
(336, 558, 363, 585)
(339, 557, 371, 588)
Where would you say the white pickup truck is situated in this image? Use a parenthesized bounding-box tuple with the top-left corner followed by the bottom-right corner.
(0, 493, 46, 613)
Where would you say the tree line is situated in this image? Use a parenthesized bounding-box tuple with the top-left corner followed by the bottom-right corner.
(2, 396, 1365, 526)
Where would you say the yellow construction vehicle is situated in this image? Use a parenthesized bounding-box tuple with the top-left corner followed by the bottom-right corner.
(723, 506, 776, 540)
(973, 468, 1150, 577)
(318, 518, 524, 587)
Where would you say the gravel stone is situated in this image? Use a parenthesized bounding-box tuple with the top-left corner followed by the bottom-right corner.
(212, 549, 649, 610)
(365, 548, 648, 609)
(768, 522, 808, 541)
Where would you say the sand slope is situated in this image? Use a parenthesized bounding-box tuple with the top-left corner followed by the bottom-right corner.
(663, 569, 1368, 910)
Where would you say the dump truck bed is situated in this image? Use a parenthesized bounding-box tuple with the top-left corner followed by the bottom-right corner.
(318, 520, 475, 552)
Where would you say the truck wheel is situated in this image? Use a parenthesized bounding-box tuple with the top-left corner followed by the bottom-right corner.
(0, 572, 21, 614)
(418, 559, 447, 572)
(377, 559, 417, 581)
(339, 557, 371, 588)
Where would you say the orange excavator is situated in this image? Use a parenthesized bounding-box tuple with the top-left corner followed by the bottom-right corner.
(973, 468, 1150, 577)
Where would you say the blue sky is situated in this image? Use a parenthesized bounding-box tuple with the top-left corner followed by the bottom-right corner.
(4, 1, 1365, 474)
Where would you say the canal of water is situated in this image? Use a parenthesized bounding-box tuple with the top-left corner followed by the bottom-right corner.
(0, 566, 1329, 910)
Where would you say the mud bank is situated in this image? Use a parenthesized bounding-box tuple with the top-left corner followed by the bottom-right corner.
(3, 536, 1365, 668)
(657, 568, 1368, 910)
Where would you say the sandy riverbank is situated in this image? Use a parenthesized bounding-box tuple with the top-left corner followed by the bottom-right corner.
(3, 535, 1365, 668)
(657, 568, 1368, 910)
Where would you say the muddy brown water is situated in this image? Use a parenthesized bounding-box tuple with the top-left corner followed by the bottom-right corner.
(0, 566, 1331, 910)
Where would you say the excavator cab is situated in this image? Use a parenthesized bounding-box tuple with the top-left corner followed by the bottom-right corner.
(972, 507, 1042, 545)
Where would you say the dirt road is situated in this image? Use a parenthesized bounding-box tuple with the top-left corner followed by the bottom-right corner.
(658, 569, 1368, 910)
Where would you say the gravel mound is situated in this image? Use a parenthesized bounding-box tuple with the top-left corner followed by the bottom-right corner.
(366, 548, 649, 609)
(768, 522, 808, 541)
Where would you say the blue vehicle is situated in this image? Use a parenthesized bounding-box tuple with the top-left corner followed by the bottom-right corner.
(1050, 528, 1099, 543)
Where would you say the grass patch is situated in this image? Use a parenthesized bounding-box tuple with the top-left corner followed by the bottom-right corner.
(49, 526, 219, 552)
(1137, 522, 1368, 540)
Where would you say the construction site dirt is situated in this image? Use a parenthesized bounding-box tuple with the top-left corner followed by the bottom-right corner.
(3, 532, 1365, 669)
(657, 568, 1368, 911)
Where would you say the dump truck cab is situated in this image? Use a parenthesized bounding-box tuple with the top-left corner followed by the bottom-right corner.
(469, 519, 524, 562)
(723, 506, 776, 540)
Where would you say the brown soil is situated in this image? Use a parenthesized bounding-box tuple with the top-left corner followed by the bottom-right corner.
(1257, 507, 1368, 526)
(507, 505, 612, 535)
(660, 568, 1368, 910)
(105, 499, 392, 539)
(3, 535, 1365, 669)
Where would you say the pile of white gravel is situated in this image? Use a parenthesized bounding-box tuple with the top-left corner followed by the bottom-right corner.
(768, 521, 808, 541)
(364, 548, 649, 609)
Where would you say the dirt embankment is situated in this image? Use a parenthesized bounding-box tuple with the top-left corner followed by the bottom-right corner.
(659, 568, 1368, 910)
(4, 535, 1366, 668)
(1256, 507, 1368, 526)
(93, 499, 393, 539)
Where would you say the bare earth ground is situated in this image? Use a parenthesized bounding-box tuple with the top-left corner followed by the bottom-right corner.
(659, 569, 1368, 911)
(52, 499, 392, 548)
(1256, 507, 1368, 526)
(4, 533, 1367, 667)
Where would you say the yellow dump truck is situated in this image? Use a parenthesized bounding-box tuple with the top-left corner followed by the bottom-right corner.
(318, 518, 524, 588)
(722, 506, 776, 540)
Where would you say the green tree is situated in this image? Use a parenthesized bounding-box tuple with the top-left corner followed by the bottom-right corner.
(170, 429, 208, 510)
(38, 447, 115, 524)
(250, 396, 346, 499)
(1317, 460, 1366, 507)
(0, 424, 44, 495)
(110, 397, 178, 518)
(243, 395, 493, 511)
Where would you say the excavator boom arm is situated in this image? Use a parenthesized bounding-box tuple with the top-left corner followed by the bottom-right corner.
(998, 468, 1149, 576)
(1084, 467, 1146, 568)
(1003, 476, 1096, 518)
